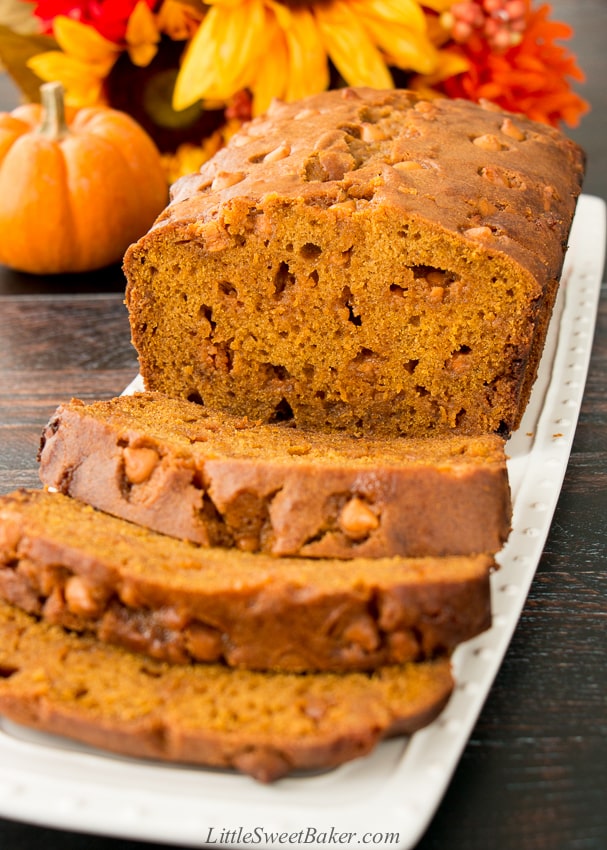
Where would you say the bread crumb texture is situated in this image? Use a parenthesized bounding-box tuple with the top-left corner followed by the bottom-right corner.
(0, 599, 453, 781)
(38, 393, 512, 559)
(0, 489, 492, 672)
(124, 87, 584, 437)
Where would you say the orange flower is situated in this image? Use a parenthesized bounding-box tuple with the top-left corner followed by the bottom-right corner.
(438, 1, 589, 127)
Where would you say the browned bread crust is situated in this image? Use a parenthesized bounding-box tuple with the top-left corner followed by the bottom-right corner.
(0, 599, 453, 782)
(124, 87, 585, 437)
(0, 489, 492, 672)
(38, 392, 512, 559)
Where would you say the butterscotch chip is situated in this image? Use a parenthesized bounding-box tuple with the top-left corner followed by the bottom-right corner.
(65, 575, 106, 618)
(184, 621, 223, 662)
(361, 123, 387, 142)
(501, 117, 526, 140)
(0, 519, 21, 553)
(338, 497, 379, 540)
(464, 226, 493, 240)
(123, 446, 158, 484)
(210, 170, 245, 191)
(472, 133, 507, 151)
(263, 142, 291, 162)
(341, 615, 380, 652)
(393, 160, 423, 171)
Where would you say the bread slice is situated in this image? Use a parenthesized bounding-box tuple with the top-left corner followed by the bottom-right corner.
(0, 599, 453, 782)
(0, 489, 492, 672)
(123, 87, 584, 437)
(38, 392, 512, 559)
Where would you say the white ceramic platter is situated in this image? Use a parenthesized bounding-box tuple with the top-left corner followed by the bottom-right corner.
(0, 194, 604, 849)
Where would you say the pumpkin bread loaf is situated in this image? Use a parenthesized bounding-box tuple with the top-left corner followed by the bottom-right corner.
(38, 392, 512, 559)
(0, 599, 454, 782)
(0, 489, 492, 672)
(124, 87, 585, 437)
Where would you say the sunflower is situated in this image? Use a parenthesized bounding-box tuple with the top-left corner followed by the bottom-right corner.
(172, 0, 460, 115)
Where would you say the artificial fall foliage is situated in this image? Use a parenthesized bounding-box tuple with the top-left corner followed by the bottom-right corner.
(0, 0, 590, 181)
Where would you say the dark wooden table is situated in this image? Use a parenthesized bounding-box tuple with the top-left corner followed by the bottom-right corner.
(0, 2, 606, 847)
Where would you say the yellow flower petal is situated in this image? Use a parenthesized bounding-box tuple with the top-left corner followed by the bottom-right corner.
(156, 0, 202, 41)
(411, 49, 469, 89)
(26, 17, 119, 107)
(358, 16, 438, 74)
(127, 1, 160, 44)
(27, 51, 108, 106)
(203, 0, 251, 7)
(172, 9, 223, 109)
(315, 0, 393, 89)
(420, 0, 457, 12)
(350, 0, 426, 34)
(127, 42, 158, 66)
(425, 11, 452, 47)
(126, 0, 160, 67)
(215, 0, 266, 82)
(174, 0, 266, 109)
(52, 16, 121, 67)
(282, 7, 329, 101)
(249, 24, 289, 114)
(266, 0, 292, 30)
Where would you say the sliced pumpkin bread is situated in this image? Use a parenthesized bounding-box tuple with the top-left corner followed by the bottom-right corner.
(0, 489, 492, 672)
(38, 392, 512, 559)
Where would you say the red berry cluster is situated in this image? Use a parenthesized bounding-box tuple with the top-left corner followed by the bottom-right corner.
(443, 0, 527, 50)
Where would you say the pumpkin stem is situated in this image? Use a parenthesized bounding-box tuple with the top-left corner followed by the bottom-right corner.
(38, 82, 69, 140)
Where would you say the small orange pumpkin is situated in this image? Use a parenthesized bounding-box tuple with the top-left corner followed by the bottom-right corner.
(0, 82, 169, 274)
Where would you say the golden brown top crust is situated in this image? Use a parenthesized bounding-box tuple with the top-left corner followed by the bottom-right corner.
(153, 87, 584, 281)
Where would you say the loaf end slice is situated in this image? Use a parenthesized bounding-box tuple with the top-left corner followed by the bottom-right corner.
(38, 392, 512, 558)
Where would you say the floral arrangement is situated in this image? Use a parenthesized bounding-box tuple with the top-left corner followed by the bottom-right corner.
(0, 0, 588, 181)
